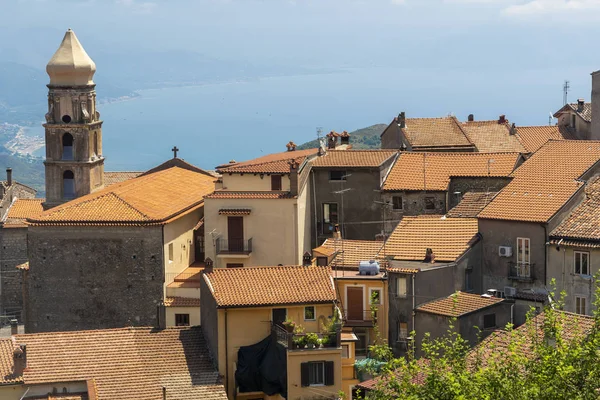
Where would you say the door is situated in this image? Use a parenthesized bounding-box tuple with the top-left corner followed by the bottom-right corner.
(227, 216, 244, 252)
(347, 287, 364, 321)
(272, 308, 287, 327)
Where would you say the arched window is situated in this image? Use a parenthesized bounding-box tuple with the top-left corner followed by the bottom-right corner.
(62, 133, 74, 160)
(93, 132, 98, 156)
(63, 170, 75, 199)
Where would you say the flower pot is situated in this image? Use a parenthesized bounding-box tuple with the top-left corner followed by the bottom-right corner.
(284, 325, 294, 333)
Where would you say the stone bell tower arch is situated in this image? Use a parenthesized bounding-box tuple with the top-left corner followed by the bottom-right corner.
(43, 29, 105, 210)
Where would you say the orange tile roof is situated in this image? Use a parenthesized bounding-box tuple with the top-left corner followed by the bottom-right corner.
(103, 171, 142, 187)
(382, 152, 520, 191)
(386, 216, 479, 262)
(416, 291, 504, 317)
(0, 338, 22, 384)
(479, 140, 600, 223)
(5, 327, 226, 399)
(216, 148, 318, 174)
(387, 267, 419, 274)
(28, 167, 214, 226)
(3, 198, 44, 227)
(550, 177, 600, 242)
(461, 121, 526, 153)
(514, 125, 576, 153)
(165, 296, 200, 307)
(446, 191, 498, 218)
(401, 117, 474, 149)
(218, 208, 251, 215)
(316, 239, 387, 268)
(203, 266, 336, 308)
(310, 150, 397, 168)
(554, 102, 592, 123)
(204, 191, 294, 199)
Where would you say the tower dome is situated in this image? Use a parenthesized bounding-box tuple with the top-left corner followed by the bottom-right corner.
(46, 29, 96, 87)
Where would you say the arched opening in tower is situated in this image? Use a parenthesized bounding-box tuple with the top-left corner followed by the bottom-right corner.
(63, 170, 75, 199)
(62, 133, 74, 160)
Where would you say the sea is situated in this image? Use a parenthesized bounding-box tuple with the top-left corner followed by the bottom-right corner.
(22, 66, 589, 172)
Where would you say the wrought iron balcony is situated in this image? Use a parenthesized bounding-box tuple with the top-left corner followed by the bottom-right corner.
(215, 238, 253, 255)
(343, 308, 379, 327)
(508, 262, 535, 282)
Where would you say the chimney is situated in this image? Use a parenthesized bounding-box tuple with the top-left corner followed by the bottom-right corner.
(6, 168, 12, 186)
(302, 252, 312, 266)
(289, 161, 299, 197)
(467, 114, 474, 122)
(286, 141, 297, 152)
(204, 257, 214, 273)
(340, 131, 350, 145)
(398, 112, 406, 129)
(13, 344, 26, 377)
(509, 123, 517, 135)
(498, 115, 506, 124)
(10, 319, 18, 335)
(156, 302, 166, 330)
(327, 132, 338, 149)
(577, 98, 585, 112)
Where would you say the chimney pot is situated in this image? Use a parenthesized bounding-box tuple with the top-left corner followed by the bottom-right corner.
(467, 114, 474, 122)
(10, 319, 17, 335)
(204, 257, 214, 272)
(577, 98, 585, 112)
(6, 168, 12, 186)
(286, 141, 297, 152)
(498, 115, 506, 124)
(398, 112, 406, 129)
(13, 344, 26, 377)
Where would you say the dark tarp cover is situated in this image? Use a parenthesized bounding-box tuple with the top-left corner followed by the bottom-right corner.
(235, 334, 287, 397)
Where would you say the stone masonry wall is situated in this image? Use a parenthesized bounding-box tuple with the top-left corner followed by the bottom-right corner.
(0, 227, 28, 320)
(26, 225, 164, 333)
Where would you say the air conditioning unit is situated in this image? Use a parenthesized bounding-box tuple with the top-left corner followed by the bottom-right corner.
(499, 246, 513, 257)
(504, 286, 517, 298)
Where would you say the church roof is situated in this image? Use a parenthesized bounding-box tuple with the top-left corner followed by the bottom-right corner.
(28, 167, 215, 226)
(3, 198, 45, 228)
(104, 171, 143, 187)
(46, 29, 96, 87)
(143, 157, 217, 178)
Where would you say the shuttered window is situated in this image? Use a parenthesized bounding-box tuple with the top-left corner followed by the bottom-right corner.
(301, 361, 334, 386)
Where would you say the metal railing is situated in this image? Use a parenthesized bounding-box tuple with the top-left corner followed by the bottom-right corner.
(343, 308, 378, 324)
(508, 262, 535, 281)
(215, 238, 253, 255)
(271, 324, 341, 350)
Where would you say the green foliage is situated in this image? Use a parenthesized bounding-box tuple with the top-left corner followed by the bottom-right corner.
(297, 124, 387, 150)
(305, 332, 320, 347)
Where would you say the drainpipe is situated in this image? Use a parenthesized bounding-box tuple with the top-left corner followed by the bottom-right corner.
(510, 304, 514, 325)
(411, 274, 416, 334)
(225, 308, 229, 398)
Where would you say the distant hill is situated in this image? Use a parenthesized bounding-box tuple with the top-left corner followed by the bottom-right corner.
(297, 124, 388, 150)
(0, 153, 44, 194)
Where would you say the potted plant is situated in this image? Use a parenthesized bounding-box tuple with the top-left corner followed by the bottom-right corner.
(282, 317, 296, 333)
(293, 335, 306, 349)
(319, 335, 331, 348)
(305, 332, 319, 349)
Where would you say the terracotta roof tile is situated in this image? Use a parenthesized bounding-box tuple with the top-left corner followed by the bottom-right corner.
(216, 149, 318, 174)
(310, 150, 397, 168)
(401, 117, 474, 149)
(103, 171, 142, 187)
(165, 296, 200, 307)
(514, 125, 577, 153)
(203, 266, 336, 308)
(315, 239, 386, 268)
(462, 121, 526, 153)
(218, 208, 251, 215)
(2, 327, 226, 399)
(446, 191, 498, 218)
(382, 152, 520, 191)
(3, 198, 44, 227)
(387, 267, 419, 274)
(554, 102, 592, 123)
(479, 140, 600, 223)
(29, 167, 214, 226)
(416, 291, 503, 317)
(550, 177, 600, 242)
(204, 191, 294, 200)
(386, 216, 479, 262)
(0, 338, 22, 384)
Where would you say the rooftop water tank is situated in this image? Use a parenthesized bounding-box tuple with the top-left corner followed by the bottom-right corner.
(359, 260, 380, 276)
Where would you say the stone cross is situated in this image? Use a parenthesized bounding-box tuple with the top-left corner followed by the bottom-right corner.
(172, 146, 179, 158)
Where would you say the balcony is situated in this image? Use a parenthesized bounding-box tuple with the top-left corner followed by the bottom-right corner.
(508, 262, 535, 283)
(215, 238, 252, 257)
(272, 324, 341, 350)
(343, 308, 378, 327)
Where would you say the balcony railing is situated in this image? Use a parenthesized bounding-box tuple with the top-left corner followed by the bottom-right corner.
(272, 324, 341, 350)
(343, 308, 378, 327)
(508, 262, 535, 282)
(215, 238, 253, 255)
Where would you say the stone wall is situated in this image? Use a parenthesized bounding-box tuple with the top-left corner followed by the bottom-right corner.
(200, 273, 220, 370)
(382, 191, 446, 234)
(0, 227, 28, 320)
(25, 225, 164, 333)
(448, 177, 512, 209)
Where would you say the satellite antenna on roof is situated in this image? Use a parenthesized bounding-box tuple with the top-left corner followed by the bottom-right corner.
(563, 80, 570, 105)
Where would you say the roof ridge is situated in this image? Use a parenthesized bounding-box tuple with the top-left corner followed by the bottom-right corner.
(15, 325, 193, 337)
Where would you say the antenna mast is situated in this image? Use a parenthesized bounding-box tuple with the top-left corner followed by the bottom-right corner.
(563, 80, 570, 105)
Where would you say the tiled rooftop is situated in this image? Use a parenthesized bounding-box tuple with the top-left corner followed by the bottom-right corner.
(400, 117, 474, 149)
(165, 296, 200, 307)
(382, 152, 520, 191)
(6, 327, 227, 399)
(386, 215, 479, 262)
(446, 191, 498, 218)
(310, 150, 397, 168)
(103, 171, 142, 187)
(479, 140, 600, 223)
(216, 148, 318, 174)
(461, 120, 526, 153)
(554, 102, 592, 123)
(28, 167, 214, 226)
(3, 198, 44, 228)
(204, 191, 295, 200)
(550, 177, 600, 242)
(315, 239, 386, 268)
(514, 125, 577, 154)
(416, 291, 504, 317)
(203, 266, 336, 308)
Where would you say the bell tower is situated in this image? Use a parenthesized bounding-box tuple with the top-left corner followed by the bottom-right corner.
(43, 29, 105, 210)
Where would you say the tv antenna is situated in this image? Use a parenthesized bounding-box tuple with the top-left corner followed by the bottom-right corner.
(563, 80, 570, 105)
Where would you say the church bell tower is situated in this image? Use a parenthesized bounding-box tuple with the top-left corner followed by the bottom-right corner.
(43, 29, 105, 210)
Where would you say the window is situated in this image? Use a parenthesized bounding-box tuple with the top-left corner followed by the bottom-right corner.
(575, 251, 590, 275)
(392, 196, 403, 210)
(168, 243, 174, 263)
(63, 170, 75, 199)
(93, 132, 98, 156)
(272, 308, 287, 327)
(322, 203, 338, 234)
(341, 344, 350, 358)
(517, 237, 531, 264)
(316, 256, 328, 267)
(62, 133, 74, 160)
(370, 289, 381, 305)
(226, 263, 244, 268)
(271, 175, 282, 191)
(175, 314, 190, 326)
(304, 306, 316, 321)
(301, 361, 334, 387)
(329, 170, 346, 181)
(424, 197, 435, 210)
(396, 277, 407, 297)
(398, 322, 408, 341)
(483, 313, 496, 330)
(465, 268, 473, 291)
(576, 296, 587, 315)
(572, 114, 577, 128)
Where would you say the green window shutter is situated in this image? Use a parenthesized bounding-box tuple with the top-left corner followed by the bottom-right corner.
(324, 361, 335, 386)
(301, 362, 310, 387)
